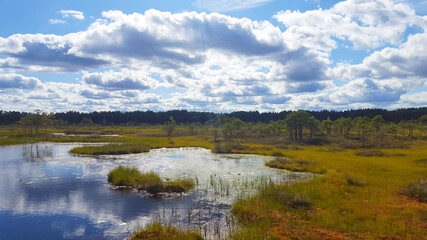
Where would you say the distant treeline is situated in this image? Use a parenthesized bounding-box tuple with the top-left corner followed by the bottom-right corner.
(0, 108, 426, 125)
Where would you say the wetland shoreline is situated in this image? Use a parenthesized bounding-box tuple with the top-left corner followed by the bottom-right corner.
(0, 124, 426, 239)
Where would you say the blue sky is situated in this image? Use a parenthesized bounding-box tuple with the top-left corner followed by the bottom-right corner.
(0, 0, 426, 112)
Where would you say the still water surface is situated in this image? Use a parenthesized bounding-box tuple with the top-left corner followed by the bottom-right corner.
(0, 143, 303, 239)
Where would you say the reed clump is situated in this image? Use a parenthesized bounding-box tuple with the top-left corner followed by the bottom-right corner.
(107, 166, 195, 194)
(131, 222, 203, 240)
(108, 166, 161, 187)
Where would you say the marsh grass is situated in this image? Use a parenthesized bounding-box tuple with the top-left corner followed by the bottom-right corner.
(271, 150, 286, 157)
(355, 150, 385, 157)
(232, 141, 427, 239)
(70, 143, 149, 155)
(131, 222, 203, 240)
(107, 166, 161, 187)
(211, 141, 247, 153)
(399, 180, 427, 203)
(108, 166, 195, 194)
(163, 178, 195, 193)
(345, 175, 366, 187)
(266, 157, 324, 174)
(0, 137, 35, 146)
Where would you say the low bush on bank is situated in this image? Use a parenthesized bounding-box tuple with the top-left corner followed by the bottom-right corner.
(131, 222, 203, 240)
(211, 141, 248, 153)
(399, 180, 427, 203)
(345, 175, 366, 187)
(355, 150, 385, 157)
(266, 157, 325, 174)
(70, 143, 149, 155)
(416, 158, 427, 164)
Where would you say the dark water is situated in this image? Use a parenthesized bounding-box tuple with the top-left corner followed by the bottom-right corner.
(0, 143, 303, 239)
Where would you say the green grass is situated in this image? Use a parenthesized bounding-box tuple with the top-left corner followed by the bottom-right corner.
(163, 178, 195, 193)
(107, 166, 195, 194)
(107, 166, 161, 187)
(131, 222, 203, 240)
(70, 143, 149, 155)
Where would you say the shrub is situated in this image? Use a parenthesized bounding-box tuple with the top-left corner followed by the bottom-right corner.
(262, 186, 313, 209)
(289, 195, 313, 209)
(416, 159, 427, 164)
(355, 150, 385, 157)
(212, 141, 248, 153)
(272, 151, 285, 157)
(212, 143, 232, 153)
(399, 180, 427, 203)
(345, 175, 366, 187)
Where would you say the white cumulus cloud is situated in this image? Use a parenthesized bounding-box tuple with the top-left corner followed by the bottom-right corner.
(193, 0, 273, 12)
(59, 10, 85, 20)
(49, 19, 66, 24)
(0, 73, 41, 89)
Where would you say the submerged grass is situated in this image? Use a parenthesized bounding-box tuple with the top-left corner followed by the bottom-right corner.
(131, 222, 203, 240)
(107, 166, 195, 194)
(70, 143, 149, 155)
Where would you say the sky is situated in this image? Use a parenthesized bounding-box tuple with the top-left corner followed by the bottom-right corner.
(0, 0, 426, 113)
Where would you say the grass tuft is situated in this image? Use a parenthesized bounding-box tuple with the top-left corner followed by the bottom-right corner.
(163, 178, 195, 193)
(107, 166, 195, 194)
(107, 166, 161, 187)
(131, 222, 203, 240)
